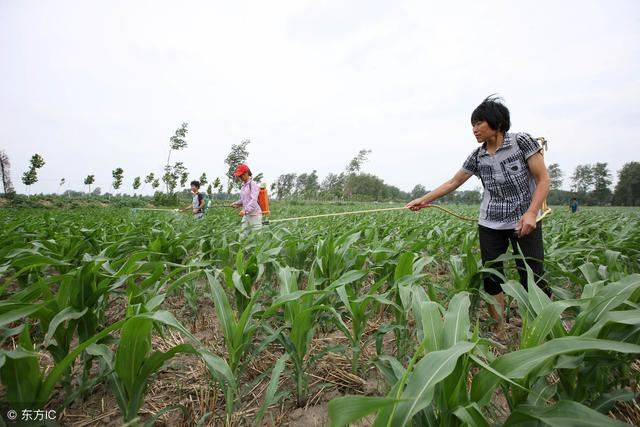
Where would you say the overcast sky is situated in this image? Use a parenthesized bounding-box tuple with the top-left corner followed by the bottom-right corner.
(1, 0, 639, 196)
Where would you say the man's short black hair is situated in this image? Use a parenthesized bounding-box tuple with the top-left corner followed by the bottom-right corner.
(190, 180, 201, 189)
(471, 95, 511, 133)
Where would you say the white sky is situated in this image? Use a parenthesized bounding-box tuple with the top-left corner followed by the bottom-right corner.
(1, 0, 639, 195)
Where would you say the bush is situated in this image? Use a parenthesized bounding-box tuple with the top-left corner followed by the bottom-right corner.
(153, 192, 179, 207)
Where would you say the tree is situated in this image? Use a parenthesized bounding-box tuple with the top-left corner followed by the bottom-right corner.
(294, 171, 320, 199)
(344, 173, 387, 201)
(142, 173, 155, 192)
(21, 154, 45, 194)
(164, 123, 189, 193)
(112, 167, 124, 191)
(224, 139, 250, 191)
(132, 176, 141, 190)
(346, 149, 372, 174)
(84, 174, 95, 193)
(167, 123, 188, 165)
(151, 178, 160, 190)
(275, 173, 297, 200)
(213, 177, 222, 193)
(163, 162, 187, 193)
(320, 173, 345, 200)
(206, 184, 213, 195)
(547, 163, 563, 190)
(591, 162, 612, 205)
(0, 150, 15, 196)
(199, 173, 208, 186)
(570, 164, 594, 194)
(410, 184, 427, 199)
(179, 170, 189, 189)
(612, 162, 640, 206)
(59, 177, 69, 198)
(344, 149, 372, 197)
(92, 187, 102, 196)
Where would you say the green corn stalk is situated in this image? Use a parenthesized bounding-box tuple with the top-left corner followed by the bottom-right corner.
(261, 267, 365, 406)
(221, 250, 264, 313)
(329, 292, 498, 427)
(335, 276, 397, 373)
(254, 354, 289, 425)
(205, 270, 261, 375)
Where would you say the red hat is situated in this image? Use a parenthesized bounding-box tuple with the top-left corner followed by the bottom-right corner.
(233, 164, 250, 177)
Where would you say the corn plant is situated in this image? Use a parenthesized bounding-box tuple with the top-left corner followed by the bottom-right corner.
(335, 275, 397, 373)
(205, 270, 261, 375)
(328, 292, 498, 426)
(474, 270, 640, 416)
(261, 266, 365, 406)
(0, 316, 127, 411)
(310, 230, 366, 289)
(221, 250, 263, 313)
(383, 252, 433, 359)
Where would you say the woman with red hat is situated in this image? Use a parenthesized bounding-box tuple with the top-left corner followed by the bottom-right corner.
(230, 164, 262, 235)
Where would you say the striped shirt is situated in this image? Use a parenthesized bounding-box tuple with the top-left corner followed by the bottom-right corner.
(461, 132, 542, 230)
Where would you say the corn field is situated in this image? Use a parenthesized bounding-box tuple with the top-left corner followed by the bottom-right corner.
(1, 203, 640, 426)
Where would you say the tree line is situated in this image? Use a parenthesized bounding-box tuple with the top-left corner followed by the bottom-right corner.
(2, 132, 640, 205)
(546, 161, 640, 206)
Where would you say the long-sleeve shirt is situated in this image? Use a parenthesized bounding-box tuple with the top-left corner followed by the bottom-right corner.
(237, 180, 261, 214)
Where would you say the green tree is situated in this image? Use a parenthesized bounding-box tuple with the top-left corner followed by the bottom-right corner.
(344, 149, 371, 197)
(346, 149, 371, 174)
(320, 173, 345, 200)
(163, 123, 189, 193)
(224, 139, 250, 191)
(0, 150, 15, 196)
(275, 173, 296, 200)
(410, 184, 427, 199)
(84, 174, 95, 194)
(591, 162, 612, 205)
(199, 173, 208, 186)
(179, 169, 189, 189)
(151, 178, 160, 190)
(612, 162, 640, 206)
(167, 122, 188, 165)
(21, 154, 45, 194)
(570, 164, 594, 194)
(143, 173, 155, 192)
(112, 168, 124, 192)
(163, 162, 188, 193)
(132, 176, 141, 190)
(548, 163, 563, 190)
(295, 170, 319, 198)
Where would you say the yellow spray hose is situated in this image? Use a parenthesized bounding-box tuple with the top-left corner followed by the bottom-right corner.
(261, 136, 552, 224)
(137, 137, 551, 224)
(263, 203, 546, 224)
